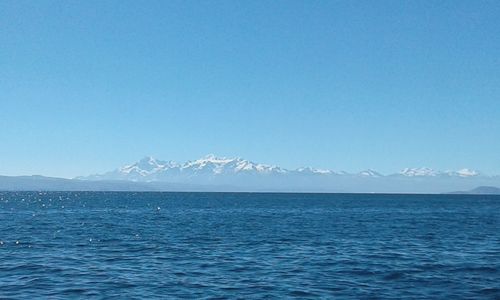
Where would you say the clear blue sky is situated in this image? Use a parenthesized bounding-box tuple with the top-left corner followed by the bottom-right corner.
(1, 0, 499, 178)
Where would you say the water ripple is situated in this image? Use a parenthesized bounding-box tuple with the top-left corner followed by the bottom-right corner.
(0, 192, 499, 299)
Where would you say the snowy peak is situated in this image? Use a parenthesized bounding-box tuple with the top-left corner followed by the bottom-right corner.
(80, 155, 487, 183)
(134, 156, 167, 171)
(446, 168, 480, 177)
(358, 169, 383, 177)
(399, 167, 439, 177)
(295, 167, 334, 175)
(235, 160, 287, 174)
(120, 156, 179, 176)
(398, 167, 480, 178)
(189, 154, 235, 165)
(181, 155, 287, 175)
(100, 154, 291, 181)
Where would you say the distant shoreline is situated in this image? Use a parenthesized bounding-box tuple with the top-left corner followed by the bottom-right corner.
(1, 174, 499, 195)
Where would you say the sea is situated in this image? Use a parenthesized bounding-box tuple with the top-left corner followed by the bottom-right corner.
(0, 192, 499, 299)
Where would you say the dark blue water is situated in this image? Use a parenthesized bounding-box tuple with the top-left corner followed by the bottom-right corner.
(0, 192, 499, 299)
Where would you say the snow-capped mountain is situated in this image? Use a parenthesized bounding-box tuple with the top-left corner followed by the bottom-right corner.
(79, 154, 480, 184)
(119, 156, 180, 177)
(82, 155, 292, 182)
(447, 168, 480, 177)
(295, 167, 335, 175)
(180, 154, 288, 175)
(358, 169, 383, 178)
(398, 167, 441, 177)
(396, 167, 480, 178)
(78, 155, 494, 193)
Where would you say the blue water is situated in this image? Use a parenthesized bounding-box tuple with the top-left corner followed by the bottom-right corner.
(0, 192, 499, 299)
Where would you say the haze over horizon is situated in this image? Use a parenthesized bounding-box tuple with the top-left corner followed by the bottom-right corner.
(2, 0, 500, 178)
(1, 153, 497, 180)
(80, 154, 492, 179)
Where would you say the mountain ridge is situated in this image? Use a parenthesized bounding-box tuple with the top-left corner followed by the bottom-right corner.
(2, 155, 498, 193)
(78, 155, 486, 182)
(449, 186, 500, 195)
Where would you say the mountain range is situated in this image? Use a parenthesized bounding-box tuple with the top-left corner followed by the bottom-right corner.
(67, 155, 500, 193)
(1, 155, 499, 193)
(80, 155, 484, 181)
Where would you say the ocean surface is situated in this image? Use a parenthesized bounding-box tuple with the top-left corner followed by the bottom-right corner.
(0, 192, 499, 299)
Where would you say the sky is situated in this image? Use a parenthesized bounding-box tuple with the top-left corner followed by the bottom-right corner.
(1, 0, 500, 178)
